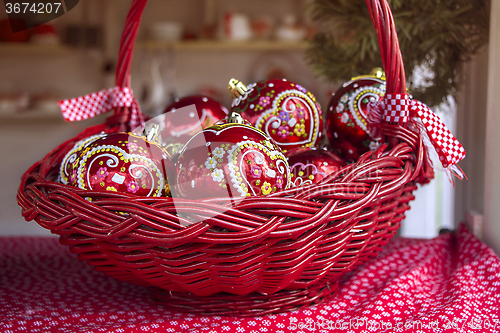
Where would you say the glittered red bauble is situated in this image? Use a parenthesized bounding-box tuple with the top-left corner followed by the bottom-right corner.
(69, 133, 172, 197)
(286, 147, 346, 187)
(174, 123, 291, 200)
(161, 95, 229, 153)
(326, 74, 386, 162)
(230, 79, 323, 153)
(59, 132, 108, 185)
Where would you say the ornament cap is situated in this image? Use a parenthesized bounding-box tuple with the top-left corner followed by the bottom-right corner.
(351, 68, 386, 82)
(370, 68, 385, 79)
(227, 112, 245, 124)
(227, 78, 248, 99)
(142, 123, 162, 144)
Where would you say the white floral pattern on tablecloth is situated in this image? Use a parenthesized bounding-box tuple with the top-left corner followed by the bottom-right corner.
(1, 224, 499, 333)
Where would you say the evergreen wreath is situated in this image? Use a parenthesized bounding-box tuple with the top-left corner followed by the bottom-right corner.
(306, 0, 490, 107)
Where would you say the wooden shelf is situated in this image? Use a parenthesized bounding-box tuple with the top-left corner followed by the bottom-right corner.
(138, 40, 309, 51)
(0, 110, 63, 122)
(0, 109, 111, 125)
(0, 43, 77, 55)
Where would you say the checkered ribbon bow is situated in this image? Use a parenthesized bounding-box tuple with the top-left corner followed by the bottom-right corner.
(58, 87, 145, 129)
(367, 93, 466, 168)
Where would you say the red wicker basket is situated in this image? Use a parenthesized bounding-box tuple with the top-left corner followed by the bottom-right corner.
(17, 0, 435, 316)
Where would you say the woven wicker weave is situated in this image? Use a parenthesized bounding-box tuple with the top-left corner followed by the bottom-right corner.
(17, 0, 433, 316)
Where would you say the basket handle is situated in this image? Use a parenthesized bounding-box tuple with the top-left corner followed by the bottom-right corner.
(115, 0, 148, 88)
(96, 0, 148, 131)
(114, 0, 405, 96)
(364, 0, 406, 95)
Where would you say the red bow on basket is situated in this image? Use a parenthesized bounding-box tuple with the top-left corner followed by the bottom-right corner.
(58, 86, 145, 130)
(368, 93, 466, 177)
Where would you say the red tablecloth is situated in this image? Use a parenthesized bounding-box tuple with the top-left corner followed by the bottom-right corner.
(1, 224, 499, 333)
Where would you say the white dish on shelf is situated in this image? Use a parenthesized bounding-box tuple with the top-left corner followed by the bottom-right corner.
(31, 100, 61, 115)
(0, 99, 18, 115)
(150, 22, 183, 42)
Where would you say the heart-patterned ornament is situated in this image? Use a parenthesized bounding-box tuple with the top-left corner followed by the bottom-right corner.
(174, 118, 291, 200)
(286, 147, 346, 187)
(160, 95, 229, 155)
(68, 131, 172, 197)
(326, 69, 386, 161)
(228, 78, 323, 153)
(59, 132, 108, 185)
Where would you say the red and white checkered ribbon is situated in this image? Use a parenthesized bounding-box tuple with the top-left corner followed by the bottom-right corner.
(384, 93, 410, 123)
(366, 93, 410, 139)
(367, 93, 465, 168)
(410, 99, 466, 168)
(58, 87, 145, 129)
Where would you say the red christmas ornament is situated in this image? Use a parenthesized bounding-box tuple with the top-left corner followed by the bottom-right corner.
(228, 78, 323, 153)
(174, 122, 291, 200)
(326, 70, 386, 162)
(59, 132, 108, 185)
(161, 95, 229, 154)
(69, 132, 172, 197)
(286, 147, 346, 187)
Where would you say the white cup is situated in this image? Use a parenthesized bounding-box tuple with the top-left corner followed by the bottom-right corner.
(224, 12, 252, 41)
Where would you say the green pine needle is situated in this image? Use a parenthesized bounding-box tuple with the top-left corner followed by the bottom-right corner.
(306, 0, 490, 107)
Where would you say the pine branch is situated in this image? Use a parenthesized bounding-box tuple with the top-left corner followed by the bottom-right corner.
(306, 0, 490, 107)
